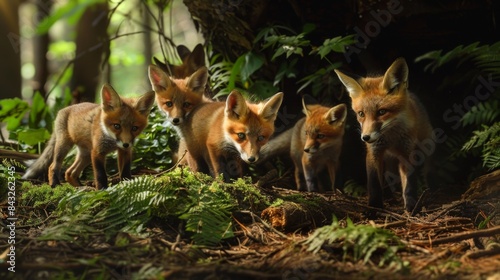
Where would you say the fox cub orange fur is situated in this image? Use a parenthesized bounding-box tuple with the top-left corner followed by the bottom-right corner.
(23, 85, 155, 189)
(179, 90, 283, 180)
(291, 96, 347, 192)
(148, 64, 209, 129)
(335, 58, 433, 212)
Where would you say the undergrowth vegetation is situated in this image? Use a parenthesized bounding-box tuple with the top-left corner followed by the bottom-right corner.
(12, 167, 412, 272)
(21, 168, 270, 246)
(417, 42, 500, 177)
(305, 217, 408, 270)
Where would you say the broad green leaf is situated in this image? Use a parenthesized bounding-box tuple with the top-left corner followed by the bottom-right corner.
(240, 52, 264, 83)
(0, 98, 29, 130)
(228, 55, 245, 91)
(17, 128, 51, 146)
(29, 91, 47, 128)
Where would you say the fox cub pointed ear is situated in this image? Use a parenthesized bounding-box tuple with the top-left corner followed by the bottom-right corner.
(148, 64, 172, 92)
(101, 84, 122, 111)
(176, 44, 191, 61)
(382, 58, 409, 93)
(186, 66, 208, 93)
(301, 94, 318, 117)
(260, 92, 284, 121)
(225, 90, 248, 119)
(153, 57, 168, 73)
(136, 91, 156, 116)
(325, 104, 347, 124)
(334, 69, 363, 99)
(186, 44, 206, 71)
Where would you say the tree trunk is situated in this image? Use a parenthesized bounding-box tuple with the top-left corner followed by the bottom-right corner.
(33, 0, 52, 97)
(0, 0, 21, 99)
(70, 2, 109, 104)
(142, 0, 152, 79)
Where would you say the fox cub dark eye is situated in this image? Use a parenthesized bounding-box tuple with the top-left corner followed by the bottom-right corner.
(165, 101, 173, 108)
(114, 124, 121, 129)
(237, 133, 246, 140)
(317, 134, 325, 139)
(257, 135, 265, 142)
(358, 111, 365, 118)
(183, 102, 191, 108)
(131, 126, 139, 132)
(378, 109, 387, 116)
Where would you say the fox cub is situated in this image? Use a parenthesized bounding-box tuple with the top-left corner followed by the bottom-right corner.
(335, 58, 433, 212)
(148, 64, 209, 129)
(180, 90, 283, 180)
(291, 96, 347, 192)
(23, 85, 155, 189)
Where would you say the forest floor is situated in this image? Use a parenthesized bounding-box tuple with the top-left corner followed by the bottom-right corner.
(1, 168, 499, 280)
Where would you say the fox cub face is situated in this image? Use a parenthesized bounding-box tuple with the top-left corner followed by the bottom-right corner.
(302, 101, 347, 154)
(224, 91, 284, 163)
(148, 65, 208, 126)
(334, 58, 410, 143)
(101, 84, 155, 149)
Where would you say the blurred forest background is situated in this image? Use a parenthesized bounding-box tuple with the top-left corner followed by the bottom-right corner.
(1, 0, 499, 190)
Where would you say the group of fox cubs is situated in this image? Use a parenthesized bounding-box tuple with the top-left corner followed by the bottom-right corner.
(24, 44, 433, 213)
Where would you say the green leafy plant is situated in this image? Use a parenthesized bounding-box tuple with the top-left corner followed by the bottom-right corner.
(305, 217, 406, 269)
(259, 24, 355, 97)
(133, 107, 178, 171)
(415, 42, 500, 182)
(342, 179, 366, 197)
(416, 42, 500, 77)
(209, 23, 356, 99)
(180, 181, 236, 245)
(38, 169, 268, 246)
(0, 91, 70, 152)
(0, 98, 29, 132)
(462, 122, 500, 170)
(417, 42, 500, 175)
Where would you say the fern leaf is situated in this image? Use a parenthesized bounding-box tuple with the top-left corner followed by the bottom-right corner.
(461, 101, 500, 127)
(305, 217, 404, 268)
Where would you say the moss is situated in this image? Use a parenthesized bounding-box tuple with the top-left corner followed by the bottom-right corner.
(20, 182, 76, 210)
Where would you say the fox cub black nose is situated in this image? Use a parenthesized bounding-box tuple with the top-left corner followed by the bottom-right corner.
(247, 156, 256, 163)
(172, 118, 180, 124)
(123, 143, 130, 148)
(362, 135, 371, 142)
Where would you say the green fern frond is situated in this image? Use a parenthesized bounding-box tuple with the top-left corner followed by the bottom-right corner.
(482, 152, 500, 170)
(305, 217, 405, 268)
(2, 158, 25, 170)
(462, 122, 500, 151)
(417, 42, 500, 175)
(416, 42, 500, 80)
(182, 203, 235, 246)
(462, 122, 500, 170)
(461, 101, 500, 127)
(39, 168, 254, 246)
(179, 179, 237, 246)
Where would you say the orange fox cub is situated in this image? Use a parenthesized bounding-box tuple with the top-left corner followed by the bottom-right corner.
(22, 85, 155, 189)
(148, 64, 209, 129)
(153, 44, 206, 79)
(180, 90, 283, 180)
(291, 97, 347, 192)
(148, 64, 209, 166)
(335, 58, 433, 213)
